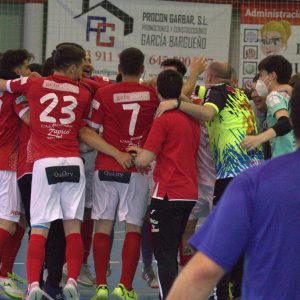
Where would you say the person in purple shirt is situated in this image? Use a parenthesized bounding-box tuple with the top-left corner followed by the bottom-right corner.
(166, 80, 300, 300)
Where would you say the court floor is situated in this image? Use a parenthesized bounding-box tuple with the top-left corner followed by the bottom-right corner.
(3, 220, 159, 300)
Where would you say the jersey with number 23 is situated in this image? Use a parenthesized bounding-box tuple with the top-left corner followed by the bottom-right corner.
(6, 74, 92, 161)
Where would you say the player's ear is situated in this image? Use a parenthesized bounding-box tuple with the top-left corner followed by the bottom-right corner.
(270, 71, 277, 81)
(140, 65, 145, 75)
(69, 64, 77, 74)
(13, 66, 21, 76)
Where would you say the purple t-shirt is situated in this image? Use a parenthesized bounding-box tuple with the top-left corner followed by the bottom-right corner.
(190, 149, 300, 300)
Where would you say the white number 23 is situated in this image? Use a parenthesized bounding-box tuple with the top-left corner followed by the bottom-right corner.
(39, 93, 77, 125)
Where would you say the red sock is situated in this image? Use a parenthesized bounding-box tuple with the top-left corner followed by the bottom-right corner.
(81, 219, 94, 264)
(26, 234, 46, 284)
(0, 228, 12, 263)
(0, 225, 25, 277)
(179, 241, 193, 267)
(120, 232, 141, 290)
(66, 233, 83, 280)
(93, 233, 110, 285)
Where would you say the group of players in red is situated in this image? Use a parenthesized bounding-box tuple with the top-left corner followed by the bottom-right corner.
(0, 43, 210, 300)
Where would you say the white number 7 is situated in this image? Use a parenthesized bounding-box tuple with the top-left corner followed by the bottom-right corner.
(122, 103, 140, 136)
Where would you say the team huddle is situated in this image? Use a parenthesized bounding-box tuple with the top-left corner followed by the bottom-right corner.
(0, 42, 297, 300)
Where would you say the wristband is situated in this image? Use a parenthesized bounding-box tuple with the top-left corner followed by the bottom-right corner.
(176, 98, 181, 109)
(271, 116, 292, 136)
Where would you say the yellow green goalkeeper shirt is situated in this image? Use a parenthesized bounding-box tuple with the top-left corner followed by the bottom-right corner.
(204, 84, 263, 179)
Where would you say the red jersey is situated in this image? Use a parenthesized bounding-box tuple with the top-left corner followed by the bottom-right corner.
(89, 82, 159, 172)
(7, 75, 92, 161)
(91, 75, 112, 85)
(143, 110, 200, 201)
(17, 121, 32, 179)
(81, 77, 111, 94)
(0, 91, 28, 171)
(12, 95, 33, 178)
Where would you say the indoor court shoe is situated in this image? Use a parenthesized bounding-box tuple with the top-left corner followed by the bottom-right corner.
(0, 275, 25, 299)
(8, 272, 27, 285)
(25, 282, 54, 300)
(63, 278, 79, 300)
(126, 288, 139, 300)
(111, 284, 139, 300)
(77, 264, 95, 287)
(91, 284, 109, 300)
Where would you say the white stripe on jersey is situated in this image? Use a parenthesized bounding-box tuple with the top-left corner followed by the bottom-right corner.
(113, 91, 150, 103)
(42, 80, 79, 94)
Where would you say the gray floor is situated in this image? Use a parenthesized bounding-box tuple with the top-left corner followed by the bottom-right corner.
(5, 221, 159, 300)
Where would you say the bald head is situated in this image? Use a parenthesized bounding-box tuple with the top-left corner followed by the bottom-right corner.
(209, 61, 232, 79)
(206, 61, 232, 85)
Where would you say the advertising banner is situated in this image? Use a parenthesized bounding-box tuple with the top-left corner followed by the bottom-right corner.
(240, 3, 300, 88)
(46, 0, 232, 80)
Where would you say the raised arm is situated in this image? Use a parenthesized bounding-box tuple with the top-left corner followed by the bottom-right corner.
(181, 56, 207, 97)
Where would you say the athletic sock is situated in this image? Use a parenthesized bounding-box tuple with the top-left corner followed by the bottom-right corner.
(0, 228, 12, 263)
(93, 233, 110, 285)
(120, 232, 141, 290)
(81, 219, 94, 264)
(0, 224, 25, 277)
(65, 233, 83, 280)
(26, 234, 46, 284)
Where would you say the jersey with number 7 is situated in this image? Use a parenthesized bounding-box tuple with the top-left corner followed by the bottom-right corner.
(88, 82, 159, 172)
(6, 74, 92, 161)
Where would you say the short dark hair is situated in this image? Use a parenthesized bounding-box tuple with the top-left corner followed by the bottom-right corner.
(29, 63, 42, 74)
(52, 42, 85, 57)
(115, 73, 122, 82)
(253, 73, 260, 83)
(119, 47, 144, 76)
(56, 42, 84, 51)
(53, 44, 85, 71)
(258, 55, 292, 84)
(0, 49, 33, 79)
(289, 73, 300, 87)
(290, 79, 300, 139)
(157, 69, 183, 99)
(42, 57, 54, 76)
(160, 58, 187, 76)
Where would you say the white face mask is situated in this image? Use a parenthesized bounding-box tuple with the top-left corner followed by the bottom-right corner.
(255, 79, 269, 97)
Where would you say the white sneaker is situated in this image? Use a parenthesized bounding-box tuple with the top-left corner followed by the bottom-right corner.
(25, 282, 54, 300)
(0, 276, 25, 299)
(63, 278, 80, 300)
(77, 264, 95, 287)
